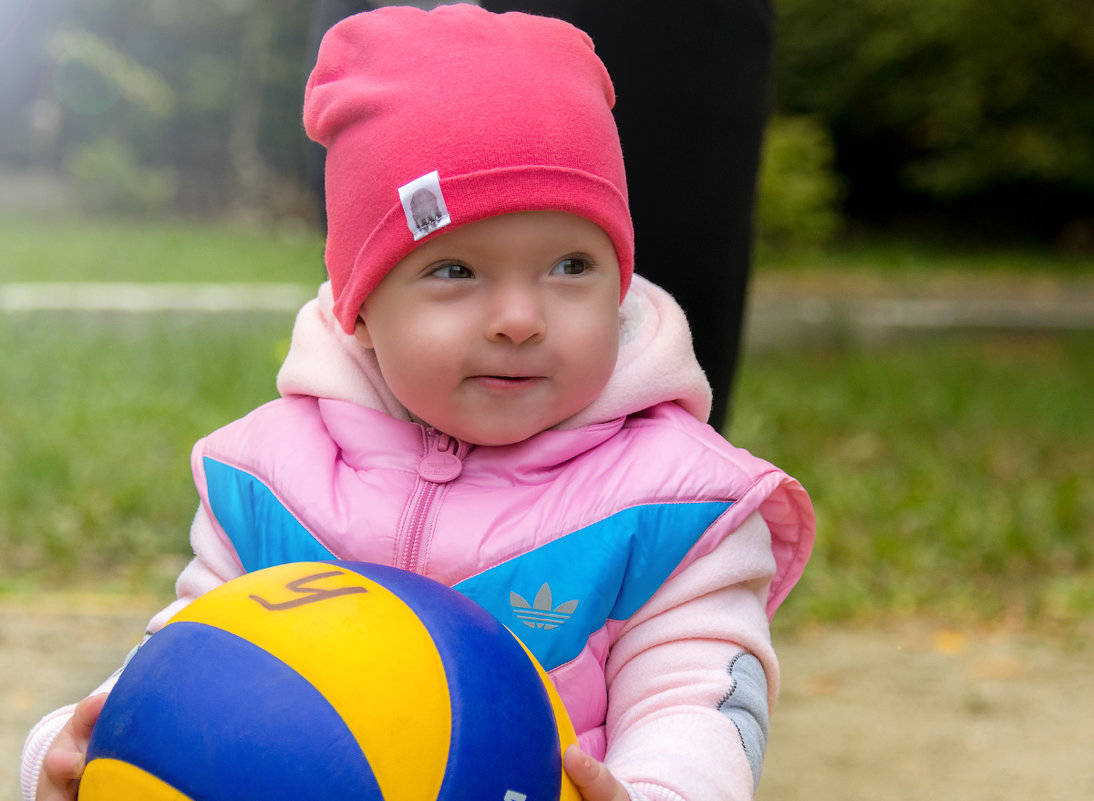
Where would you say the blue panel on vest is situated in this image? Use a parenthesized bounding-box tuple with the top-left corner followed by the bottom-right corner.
(454, 500, 732, 671)
(203, 457, 335, 572)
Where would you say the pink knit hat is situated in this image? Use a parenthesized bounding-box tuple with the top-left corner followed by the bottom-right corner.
(303, 4, 634, 334)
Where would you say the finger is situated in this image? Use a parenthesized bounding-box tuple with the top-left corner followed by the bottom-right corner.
(563, 745, 628, 801)
(41, 745, 85, 784)
(71, 693, 108, 743)
(40, 694, 109, 791)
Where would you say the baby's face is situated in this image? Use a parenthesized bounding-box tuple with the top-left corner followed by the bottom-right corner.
(355, 211, 621, 445)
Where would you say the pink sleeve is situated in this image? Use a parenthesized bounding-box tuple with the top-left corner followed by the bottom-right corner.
(603, 512, 778, 801)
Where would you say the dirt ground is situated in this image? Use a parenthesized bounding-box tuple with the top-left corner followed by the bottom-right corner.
(2, 595, 1091, 801)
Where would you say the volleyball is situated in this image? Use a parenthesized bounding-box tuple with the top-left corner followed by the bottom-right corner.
(81, 561, 580, 801)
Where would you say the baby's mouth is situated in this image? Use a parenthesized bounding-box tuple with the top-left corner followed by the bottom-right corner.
(472, 374, 541, 388)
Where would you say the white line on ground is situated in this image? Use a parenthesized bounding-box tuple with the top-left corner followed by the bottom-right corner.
(0, 283, 315, 312)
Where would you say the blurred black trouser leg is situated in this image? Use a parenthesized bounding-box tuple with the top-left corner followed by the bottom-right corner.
(304, 1, 775, 428)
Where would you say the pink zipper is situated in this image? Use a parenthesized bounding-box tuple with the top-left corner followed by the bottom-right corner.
(398, 429, 464, 573)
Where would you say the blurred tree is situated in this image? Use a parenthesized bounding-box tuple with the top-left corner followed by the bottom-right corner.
(756, 115, 845, 247)
(775, 0, 1094, 240)
(67, 136, 178, 214)
(6, 0, 1093, 239)
(1, 0, 312, 219)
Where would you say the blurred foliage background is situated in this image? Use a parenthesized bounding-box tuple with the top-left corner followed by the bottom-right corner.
(1, 0, 314, 221)
(2, 0, 1093, 246)
(772, 0, 1094, 247)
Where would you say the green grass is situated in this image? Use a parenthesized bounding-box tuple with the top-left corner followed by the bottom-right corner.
(2, 219, 1091, 627)
(0, 312, 294, 593)
(731, 329, 1094, 629)
(0, 218, 325, 284)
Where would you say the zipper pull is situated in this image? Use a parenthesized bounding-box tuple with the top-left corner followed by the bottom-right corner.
(417, 431, 463, 483)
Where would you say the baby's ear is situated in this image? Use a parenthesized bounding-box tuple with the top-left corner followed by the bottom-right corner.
(353, 316, 375, 349)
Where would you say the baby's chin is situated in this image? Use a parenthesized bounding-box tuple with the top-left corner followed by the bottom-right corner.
(425, 415, 567, 447)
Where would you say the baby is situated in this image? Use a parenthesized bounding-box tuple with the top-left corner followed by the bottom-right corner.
(24, 6, 813, 801)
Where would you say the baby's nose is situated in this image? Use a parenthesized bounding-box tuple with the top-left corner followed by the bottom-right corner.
(486, 286, 546, 345)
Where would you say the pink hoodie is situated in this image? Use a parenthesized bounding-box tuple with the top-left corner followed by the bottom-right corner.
(23, 277, 813, 801)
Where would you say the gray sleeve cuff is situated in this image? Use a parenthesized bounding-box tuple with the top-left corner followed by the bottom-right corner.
(717, 651, 770, 788)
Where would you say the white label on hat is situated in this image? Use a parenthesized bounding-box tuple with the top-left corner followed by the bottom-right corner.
(399, 171, 451, 241)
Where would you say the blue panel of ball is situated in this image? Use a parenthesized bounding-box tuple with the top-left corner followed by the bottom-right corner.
(337, 562, 563, 799)
(88, 621, 381, 801)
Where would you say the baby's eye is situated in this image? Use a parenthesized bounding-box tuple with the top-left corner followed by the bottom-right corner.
(550, 257, 591, 276)
(429, 263, 475, 279)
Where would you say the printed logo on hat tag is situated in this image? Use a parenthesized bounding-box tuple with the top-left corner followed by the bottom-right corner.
(399, 170, 451, 241)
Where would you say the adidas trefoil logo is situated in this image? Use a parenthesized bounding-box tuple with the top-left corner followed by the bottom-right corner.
(510, 583, 579, 630)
